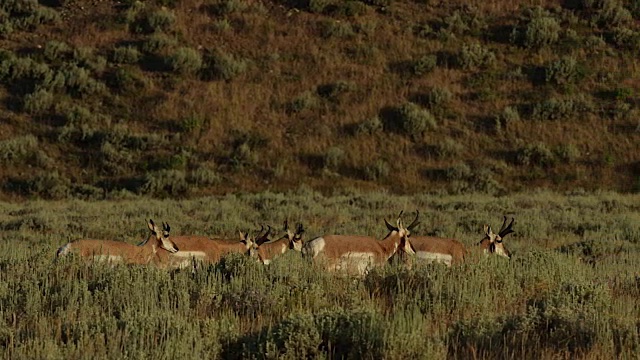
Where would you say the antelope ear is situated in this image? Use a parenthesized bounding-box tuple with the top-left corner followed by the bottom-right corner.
(148, 219, 155, 232)
(239, 231, 245, 241)
(483, 224, 490, 236)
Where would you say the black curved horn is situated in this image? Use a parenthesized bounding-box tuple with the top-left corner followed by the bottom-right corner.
(385, 219, 397, 231)
(498, 216, 515, 238)
(406, 210, 420, 231)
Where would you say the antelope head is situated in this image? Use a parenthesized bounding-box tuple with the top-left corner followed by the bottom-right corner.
(384, 210, 419, 255)
(478, 216, 514, 258)
(239, 230, 259, 258)
(284, 221, 305, 251)
(147, 219, 180, 253)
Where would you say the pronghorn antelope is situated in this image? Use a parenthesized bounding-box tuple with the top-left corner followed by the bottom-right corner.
(158, 227, 259, 268)
(56, 219, 180, 266)
(477, 216, 515, 258)
(255, 221, 305, 265)
(302, 211, 419, 276)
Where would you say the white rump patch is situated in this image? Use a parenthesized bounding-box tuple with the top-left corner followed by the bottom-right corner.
(303, 237, 326, 258)
(172, 251, 207, 260)
(93, 255, 123, 263)
(56, 243, 71, 257)
(415, 251, 453, 266)
(337, 252, 376, 276)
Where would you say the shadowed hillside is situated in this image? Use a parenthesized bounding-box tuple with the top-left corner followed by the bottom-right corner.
(0, 0, 639, 199)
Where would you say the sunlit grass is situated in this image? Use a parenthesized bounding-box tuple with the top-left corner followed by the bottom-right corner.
(0, 190, 639, 358)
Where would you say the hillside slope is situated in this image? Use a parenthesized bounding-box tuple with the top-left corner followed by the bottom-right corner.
(0, 0, 639, 199)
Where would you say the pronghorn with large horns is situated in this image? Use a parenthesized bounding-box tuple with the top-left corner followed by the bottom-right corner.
(255, 220, 305, 265)
(394, 215, 516, 266)
(56, 219, 180, 266)
(477, 216, 515, 258)
(157, 226, 260, 268)
(302, 211, 419, 276)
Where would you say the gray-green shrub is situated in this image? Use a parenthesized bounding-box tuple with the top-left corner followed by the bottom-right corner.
(111, 46, 142, 64)
(392, 102, 437, 138)
(511, 7, 562, 48)
(0, 135, 39, 163)
(456, 43, 496, 69)
(201, 50, 248, 81)
(545, 56, 582, 85)
(22, 88, 54, 114)
(166, 47, 203, 74)
(517, 143, 556, 167)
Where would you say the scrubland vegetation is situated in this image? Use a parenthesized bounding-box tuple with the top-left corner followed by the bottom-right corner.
(0, 190, 639, 359)
(1, 0, 640, 199)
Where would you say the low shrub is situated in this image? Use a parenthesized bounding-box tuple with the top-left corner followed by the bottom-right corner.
(166, 47, 203, 74)
(511, 7, 561, 48)
(200, 50, 248, 81)
(456, 43, 496, 69)
(111, 46, 142, 64)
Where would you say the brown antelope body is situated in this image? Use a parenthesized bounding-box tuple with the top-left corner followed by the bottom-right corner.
(56, 220, 179, 267)
(160, 231, 258, 268)
(477, 216, 515, 258)
(401, 235, 467, 266)
(255, 222, 305, 265)
(302, 211, 419, 276)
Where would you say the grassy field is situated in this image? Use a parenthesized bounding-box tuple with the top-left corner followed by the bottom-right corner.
(1, 190, 639, 359)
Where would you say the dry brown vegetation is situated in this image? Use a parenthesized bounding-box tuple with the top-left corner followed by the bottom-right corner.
(1, 0, 639, 200)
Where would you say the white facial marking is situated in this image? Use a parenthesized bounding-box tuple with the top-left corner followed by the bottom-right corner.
(263, 259, 271, 265)
(494, 247, 509, 258)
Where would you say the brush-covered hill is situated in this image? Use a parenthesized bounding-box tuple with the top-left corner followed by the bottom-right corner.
(0, 0, 639, 200)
